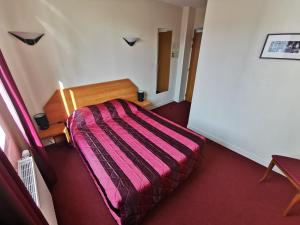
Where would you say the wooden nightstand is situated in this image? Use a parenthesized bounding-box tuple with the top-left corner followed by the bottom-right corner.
(133, 100, 152, 109)
(38, 123, 70, 144)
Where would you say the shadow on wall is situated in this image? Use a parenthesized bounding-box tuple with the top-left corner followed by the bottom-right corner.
(36, 0, 84, 83)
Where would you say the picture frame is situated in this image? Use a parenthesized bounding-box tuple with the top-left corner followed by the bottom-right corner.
(260, 33, 300, 60)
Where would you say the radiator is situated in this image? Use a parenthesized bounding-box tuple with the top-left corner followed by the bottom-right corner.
(18, 156, 58, 225)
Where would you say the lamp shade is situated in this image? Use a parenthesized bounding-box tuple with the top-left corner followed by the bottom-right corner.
(137, 90, 145, 102)
(8, 31, 44, 46)
(33, 113, 49, 130)
(123, 37, 139, 46)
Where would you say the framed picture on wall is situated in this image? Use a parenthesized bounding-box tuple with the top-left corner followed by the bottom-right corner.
(260, 33, 300, 60)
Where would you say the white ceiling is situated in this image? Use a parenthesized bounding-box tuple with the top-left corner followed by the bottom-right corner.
(157, 0, 207, 7)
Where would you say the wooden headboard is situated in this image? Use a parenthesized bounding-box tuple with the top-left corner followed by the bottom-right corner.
(43, 79, 150, 125)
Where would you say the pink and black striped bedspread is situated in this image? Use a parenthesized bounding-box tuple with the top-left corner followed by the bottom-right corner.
(67, 99, 205, 225)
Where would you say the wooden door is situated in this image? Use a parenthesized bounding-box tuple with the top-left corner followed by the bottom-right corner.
(156, 31, 172, 93)
(185, 31, 202, 102)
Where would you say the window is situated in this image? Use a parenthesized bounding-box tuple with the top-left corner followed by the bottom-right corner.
(0, 124, 5, 150)
(0, 80, 27, 142)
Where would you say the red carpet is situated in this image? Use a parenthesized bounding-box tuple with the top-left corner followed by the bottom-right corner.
(48, 101, 300, 225)
(152, 101, 191, 127)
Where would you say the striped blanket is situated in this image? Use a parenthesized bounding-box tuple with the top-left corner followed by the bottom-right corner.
(67, 99, 205, 225)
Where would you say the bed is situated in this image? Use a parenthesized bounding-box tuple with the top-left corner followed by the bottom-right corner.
(67, 98, 205, 225)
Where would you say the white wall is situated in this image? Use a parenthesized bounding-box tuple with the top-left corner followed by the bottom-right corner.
(174, 5, 206, 102)
(194, 6, 206, 29)
(174, 7, 195, 102)
(189, 0, 300, 167)
(0, 0, 182, 115)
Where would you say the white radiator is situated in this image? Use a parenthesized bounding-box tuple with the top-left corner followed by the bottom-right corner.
(18, 155, 58, 225)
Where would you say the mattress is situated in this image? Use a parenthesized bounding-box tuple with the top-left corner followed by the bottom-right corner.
(67, 99, 205, 225)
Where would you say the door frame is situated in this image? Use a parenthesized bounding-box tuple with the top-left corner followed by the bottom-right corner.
(184, 28, 203, 102)
(154, 28, 174, 96)
(156, 30, 173, 94)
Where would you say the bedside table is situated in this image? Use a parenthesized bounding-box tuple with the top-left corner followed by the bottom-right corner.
(135, 100, 151, 109)
(38, 123, 70, 144)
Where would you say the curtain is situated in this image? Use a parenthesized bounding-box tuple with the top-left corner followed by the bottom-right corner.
(0, 147, 49, 225)
(0, 50, 56, 188)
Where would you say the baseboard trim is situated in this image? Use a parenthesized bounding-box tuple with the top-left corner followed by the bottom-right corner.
(187, 124, 283, 174)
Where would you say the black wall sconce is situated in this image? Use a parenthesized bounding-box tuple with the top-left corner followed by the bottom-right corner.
(8, 31, 44, 46)
(123, 37, 139, 46)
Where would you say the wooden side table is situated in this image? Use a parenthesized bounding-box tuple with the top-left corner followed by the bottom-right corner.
(133, 99, 152, 109)
(260, 155, 300, 216)
(38, 123, 70, 144)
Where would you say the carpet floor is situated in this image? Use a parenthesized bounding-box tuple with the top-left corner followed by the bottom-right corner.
(152, 101, 191, 127)
(48, 101, 300, 225)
